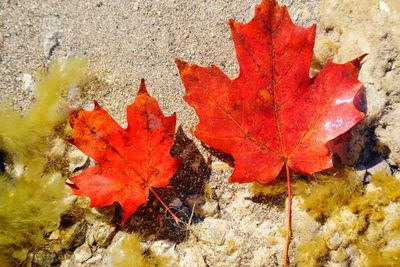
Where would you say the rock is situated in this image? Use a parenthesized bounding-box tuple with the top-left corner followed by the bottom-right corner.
(87, 222, 117, 248)
(67, 149, 89, 172)
(64, 221, 88, 251)
(199, 200, 219, 217)
(72, 243, 92, 263)
(329, 248, 349, 263)
(355, 167, 367, 180)
(59, 259, 73, 267)
(49, 138, 66, 157)
(212, 161, 231, 173)
(318, 0, 400, 165)
(225, 190, 255, 220)
(198, 218, 228, 245)
(85, 254, 106, 265)
(49, 229, 60, 240)
(43, 30, 61, 58)
(109, 231, 127, 247)
(376, 104, 400, 166)
(169, 198, 183, 209)
(178, 246, 206, 267)
(149, 240, 177, 264)
(22, 73, 34, 92)
(33, 250, 59, 267)
(327, 232, 343, 250)
(292, 197, 321, 242)
(251, 247, 274, 267)
(366, 159, 392, 176)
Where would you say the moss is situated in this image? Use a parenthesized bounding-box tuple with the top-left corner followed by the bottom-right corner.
(0, 58, 86, 164)
(110, 233, 171, 267)
(298, 171, 362, 221)
(203, 182, 214, 200)
(252, 170, 400, 266)
(296, 235, 328, 267)
(0, 59, 86, 264)
(252, 178, 290, 196)
(301, 172, 400, 266)
(252, 170, 361, 220)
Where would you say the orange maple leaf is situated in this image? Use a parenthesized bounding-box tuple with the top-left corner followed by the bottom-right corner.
(177, 0, 365, 264)
(67, 80, 181, 223)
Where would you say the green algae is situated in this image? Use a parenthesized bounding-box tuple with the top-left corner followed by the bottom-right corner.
(0, 58, 86, 265)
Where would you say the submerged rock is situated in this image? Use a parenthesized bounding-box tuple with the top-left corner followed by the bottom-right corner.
(33, 251, 59, 267)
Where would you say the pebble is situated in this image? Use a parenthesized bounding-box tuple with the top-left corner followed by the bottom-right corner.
(22, 73, 34, 92)
(67, 149, 89, 172)
(73, 243, 92, 263)
(149, 240, 177, 263)
(198, 218, 228, 246)
(43, 30, 61, 58)
(87, 222, 117, 248)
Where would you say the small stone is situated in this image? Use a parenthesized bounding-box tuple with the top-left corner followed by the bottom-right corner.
(85, 254, 103, 264)
(330, 247, 349, 263)
(199, 200, 219, 217)
(225, 191, 254, 220)
(355, 167, 367, 180)
(49, 138, 66, 157)
(68, 149, 89, 172)
(65, 221, 88, 250)
(59, 259, 74, 267)
(169, 198, 183, 209)
(43, 30, 61, 58)
(87, 222, 117, 248)
(149, 240, 177, 263)
(109, 231, 129, 249)
(251, 247, 273, 267)
(49, 229, 60, 240)
(198, 218, 228, 245)
(327, 232, 344, 250)
(83, 102, 95, 111)
(73, 243, 92, 263)
(212, 161, 231, 173)
(22, 73, 34, 92)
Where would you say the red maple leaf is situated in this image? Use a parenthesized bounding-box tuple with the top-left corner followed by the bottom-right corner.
(176, 0, 364, 264)
(67, 80, 181, 223)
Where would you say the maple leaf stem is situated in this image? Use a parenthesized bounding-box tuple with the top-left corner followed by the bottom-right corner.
(284, 163, 292, 267)
(149, 187, 181, 224)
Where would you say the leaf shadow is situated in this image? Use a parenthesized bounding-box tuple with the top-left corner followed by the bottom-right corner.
(248, 168, 288, 210)
(202, 143, 235, 167)
(117, 126, 212, 243)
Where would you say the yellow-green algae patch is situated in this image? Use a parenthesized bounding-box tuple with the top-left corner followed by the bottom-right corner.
(0, 59, 86, 265)
(110, 233, 171, 267)
(253, 170, 400, 266)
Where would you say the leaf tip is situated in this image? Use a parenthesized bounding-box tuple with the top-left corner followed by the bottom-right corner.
(228, 18, 235, 27)
(175, 58, 188, 71)
(65, 137, 74, 145)
(137, 79, 149, 96)
(352, 54, 368, 69)
(65, 178, 79, 190)
(93, 100, 101, 109)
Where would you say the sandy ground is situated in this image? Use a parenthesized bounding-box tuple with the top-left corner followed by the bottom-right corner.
(0, 0, 319, 131)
